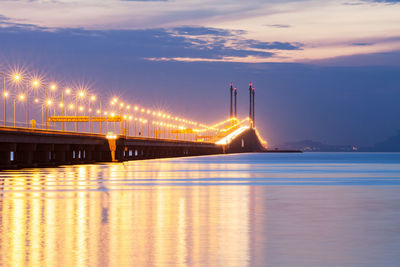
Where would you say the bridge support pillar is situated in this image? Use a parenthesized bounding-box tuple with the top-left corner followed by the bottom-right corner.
(54, 144, 69, 164)
(0, 143, 16, 167)
(85, 145, 95, 162)
(36, 144, 54, 166)
(17, 143, 36, 167)
(107, 138, 117, 162)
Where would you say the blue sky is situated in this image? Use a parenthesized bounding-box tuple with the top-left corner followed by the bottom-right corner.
(0, 0, 400, 146)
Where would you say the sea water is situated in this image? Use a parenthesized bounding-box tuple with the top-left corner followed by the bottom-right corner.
(0, 152, 399, 266)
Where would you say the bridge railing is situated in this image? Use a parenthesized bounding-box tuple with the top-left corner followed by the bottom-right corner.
(0, 118, 219, 142)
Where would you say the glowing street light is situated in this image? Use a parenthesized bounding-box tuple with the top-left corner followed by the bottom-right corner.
(75, 90, 86, 132)
(32, 80, 40, 87)
(44, 84, 57, 129)
(12, 73, 32, 128)
(59, 88, 72, 131)
(13, 94, 25, 127)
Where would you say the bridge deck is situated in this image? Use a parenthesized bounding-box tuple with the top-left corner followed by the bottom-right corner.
(0, 126, 266, 170)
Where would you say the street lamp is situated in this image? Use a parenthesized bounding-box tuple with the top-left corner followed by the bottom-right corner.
(3, 91, 8, 126)
(68, 103, 74, 128)
(143, 119, 148, 137)
(0, 72, 7, 126)
(45, 83, 57, 129)
(62, 88, 72, 131)
(13, 94, 25, 127)
(89, 95, 96, 133)
(134, 106, 139, 136)
(12, 74, 41, 128)
(75, 90, 85, 132)
(13, 74, 30, 127)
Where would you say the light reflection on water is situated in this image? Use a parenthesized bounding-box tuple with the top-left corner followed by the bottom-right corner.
(1, 152, 400, 267)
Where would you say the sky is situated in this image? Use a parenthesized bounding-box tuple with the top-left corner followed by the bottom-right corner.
(0, 0, 400, 146)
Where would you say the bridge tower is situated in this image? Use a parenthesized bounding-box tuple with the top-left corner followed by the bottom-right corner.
(234, 87, 237, 118)
(230, 83, 233, 118)
(249, 83, 253, 127)
(248, 83, 255, 128)
(252, 86, 255, 127)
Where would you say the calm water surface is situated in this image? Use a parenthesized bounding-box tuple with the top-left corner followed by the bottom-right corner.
(1, 152, 400, 267)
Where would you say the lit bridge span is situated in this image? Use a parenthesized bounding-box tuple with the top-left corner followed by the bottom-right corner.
(0, 70, 267, 169)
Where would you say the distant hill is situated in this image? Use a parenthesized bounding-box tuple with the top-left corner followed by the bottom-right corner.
(274, 140, 357, 152)
(275, 131, 400, 152)
(371, 130, 400, 152)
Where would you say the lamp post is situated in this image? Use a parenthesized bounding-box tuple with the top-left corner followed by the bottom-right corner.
(88, 95, 96, 133)
(1, 72, 7, 126)
(12, 74, 36, 128)
(46, 99, 53, 129)
(145, 120, 149, 137)
(14, 76, 41, 128)
(13, 98, 16, 127)
(3, 91, 8, 126)
(14, 94, 25, 127)
(118, 102, 125, 135)
(96, 107, 102, 134)
(76, 90, 85, 132)
(99, 100, 102, 134)
(41, 104, 44, 128)
(134, 106, 138, 136)
(45, 84, 57, 129)
(64, 88, 71, 131)
(68, 103, 74, 131)
(60, 89, 66, 131)
(126, 105, 131, 136)
(123, 115, 127, 136)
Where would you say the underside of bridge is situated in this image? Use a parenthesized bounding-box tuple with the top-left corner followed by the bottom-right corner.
(0, 126, 266, 170)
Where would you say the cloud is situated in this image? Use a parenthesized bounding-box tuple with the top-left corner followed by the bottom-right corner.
(0, 14, 47, 31)
(362, 0, 400, 3)
(265, 24, 291, 28)
(166, 26, 302, 61)
(121, 0, 168, 1)
(370, 0, 400, 2)
(172, 26, 245, 37)
(351, 42, 374, 46)
(245, 40, 302, 50)
(0, 19, 303, 62)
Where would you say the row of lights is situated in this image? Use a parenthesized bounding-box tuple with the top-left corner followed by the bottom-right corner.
(2, 71, 215, 133)
(109, 97, 200, 126)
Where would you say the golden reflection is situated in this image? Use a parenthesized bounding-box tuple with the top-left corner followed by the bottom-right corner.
(0, 162, 252, 267)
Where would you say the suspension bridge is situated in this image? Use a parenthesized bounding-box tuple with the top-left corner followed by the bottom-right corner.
(0, 70, 268, 169)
